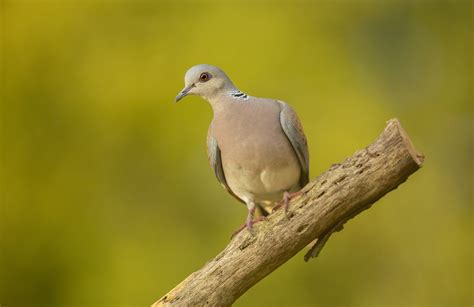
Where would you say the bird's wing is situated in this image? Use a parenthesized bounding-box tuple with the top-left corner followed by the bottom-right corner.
(278, 101, 310, 187)
(207, 133, 244, 204)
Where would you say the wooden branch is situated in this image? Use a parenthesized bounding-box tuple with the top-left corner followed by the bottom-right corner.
(152, 118, 424, 307)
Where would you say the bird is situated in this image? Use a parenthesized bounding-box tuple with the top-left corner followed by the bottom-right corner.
(175, 64, 309, 234)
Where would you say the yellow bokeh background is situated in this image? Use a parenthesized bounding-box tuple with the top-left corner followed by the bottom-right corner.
(1, 1, 472, 306)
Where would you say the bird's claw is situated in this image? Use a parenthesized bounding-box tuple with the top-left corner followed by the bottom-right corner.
(273, 190, 303, 216)
(230, 216, 266, 239)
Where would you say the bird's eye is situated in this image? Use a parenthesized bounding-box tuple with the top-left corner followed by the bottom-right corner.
(199, 72, 211, 82)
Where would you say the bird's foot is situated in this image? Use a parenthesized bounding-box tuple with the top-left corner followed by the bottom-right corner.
(230, 216, 266, 239)
(273, 190, 303, 215)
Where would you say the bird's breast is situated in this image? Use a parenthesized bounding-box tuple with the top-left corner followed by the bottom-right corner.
(209, 101, 301, 202)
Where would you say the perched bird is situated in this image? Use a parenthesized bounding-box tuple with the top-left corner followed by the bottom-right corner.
(175, 64, 309, 233)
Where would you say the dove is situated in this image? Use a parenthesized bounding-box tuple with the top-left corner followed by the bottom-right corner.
(176, 64, 309, 234)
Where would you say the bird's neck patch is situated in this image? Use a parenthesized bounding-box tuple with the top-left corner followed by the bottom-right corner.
(228, 90, 249, 101)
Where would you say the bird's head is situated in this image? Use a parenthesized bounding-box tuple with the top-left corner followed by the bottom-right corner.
(175, 64, 236, 102)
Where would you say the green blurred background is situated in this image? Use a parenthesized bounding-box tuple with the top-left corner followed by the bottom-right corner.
(1, 1, 472, 306)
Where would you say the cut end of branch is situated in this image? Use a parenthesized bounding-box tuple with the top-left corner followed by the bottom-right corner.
(387, 118, 425, 166)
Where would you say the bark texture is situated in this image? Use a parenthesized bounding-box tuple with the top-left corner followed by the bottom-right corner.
(152, 118, 424, 307)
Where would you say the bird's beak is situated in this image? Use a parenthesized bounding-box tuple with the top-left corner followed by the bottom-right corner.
(175, 84, 195, 103)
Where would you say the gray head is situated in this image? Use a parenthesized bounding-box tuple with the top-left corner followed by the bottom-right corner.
(175, 64, 236, 102)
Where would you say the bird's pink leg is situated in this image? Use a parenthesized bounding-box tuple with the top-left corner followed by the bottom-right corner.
(246, 203, 256, 231)
(273, 190, 303, 214)
(230, 216, 267, 239)
(230, 201, 266, 238)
